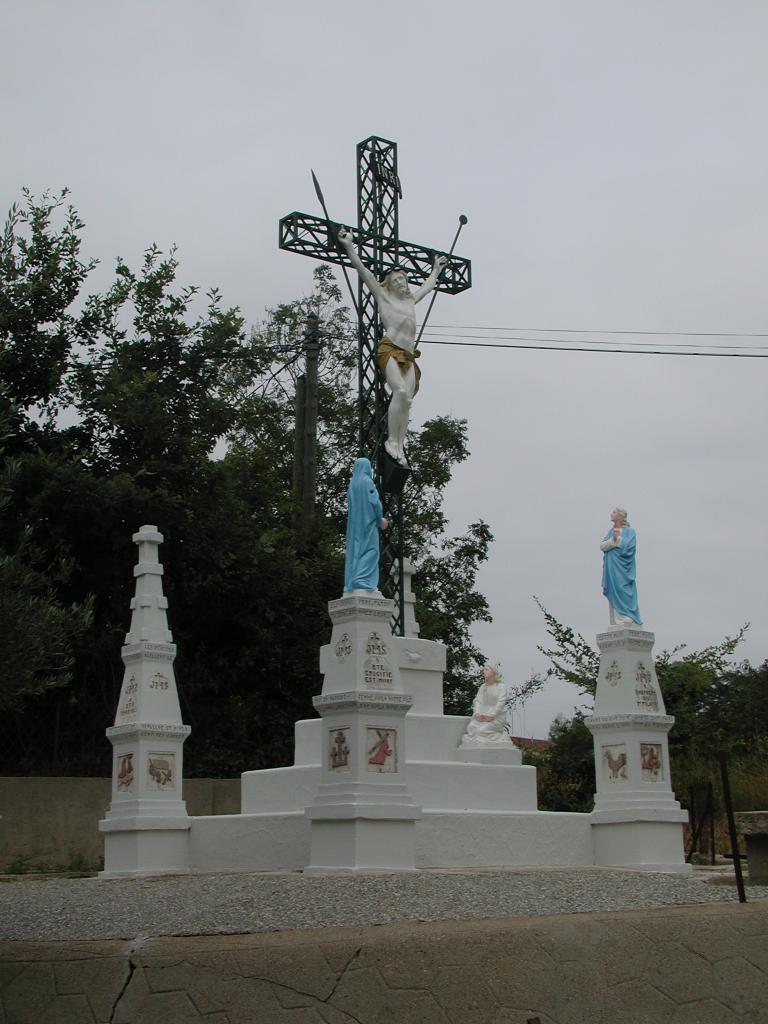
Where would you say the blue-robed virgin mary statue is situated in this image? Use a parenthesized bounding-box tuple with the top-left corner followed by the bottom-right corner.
(344, 458, 386, 592)
(600, 507, 642, 627)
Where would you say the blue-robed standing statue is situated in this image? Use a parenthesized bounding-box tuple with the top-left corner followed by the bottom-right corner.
(344, 458, 388, 593)
(600, 507, 642, 627)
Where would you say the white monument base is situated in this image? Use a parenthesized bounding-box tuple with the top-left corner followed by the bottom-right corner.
(99, 527, 193, 878)
(240, 718, 538, 815)
(102, 556, 690, 876)
(182, 627, 592, 872)
(586, 627, 690, 873)
(181, 619, 689, 875)
(186, 807, 594, 873)
(99, 817, 191, 878)
(302, 594, 422, 871)
(591, 816, 689, 873)
(183, 586, 587, 873)
(457, 742, 522, 765)
(306, 818, 418, 873)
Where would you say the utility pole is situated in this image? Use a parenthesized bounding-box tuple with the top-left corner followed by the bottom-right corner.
(301, 312, 320, 528)
(292, 376, 306, 512)
(293, 312, 321, 531)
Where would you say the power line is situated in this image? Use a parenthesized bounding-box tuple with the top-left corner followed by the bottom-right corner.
(421, 330, 768, 352)
(418, 338, 768, 358)
(427, 323, 768, 339)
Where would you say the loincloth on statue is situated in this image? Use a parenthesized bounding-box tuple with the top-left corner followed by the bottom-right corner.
(377, 336, 421, 395)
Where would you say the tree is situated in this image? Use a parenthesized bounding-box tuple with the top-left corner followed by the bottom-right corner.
(522, 714, 595, 813)
(0, 189, 101, 413)
(0, 406, 93, 714)
(0, 190, 494, 775)
(68, 243, 253, 474)
(0, 189, 99, 714)
(414, 518, 493, 713)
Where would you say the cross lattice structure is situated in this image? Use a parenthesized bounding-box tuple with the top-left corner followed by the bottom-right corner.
(279, 136, 471, 633)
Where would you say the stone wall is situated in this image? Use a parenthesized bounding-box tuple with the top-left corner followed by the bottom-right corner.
(0, 777, 240, 871)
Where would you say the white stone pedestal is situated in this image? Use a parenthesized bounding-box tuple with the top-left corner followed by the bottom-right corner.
(457, 743, 522, 765)
(305, 592, 420, 871)
(99, 526, 191, 877)
(187, 560, 592, 874)
(586, 627, 690, 872)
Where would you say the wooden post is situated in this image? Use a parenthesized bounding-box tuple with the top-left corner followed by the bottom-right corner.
(719, 752, 747, 903)
(708, 780, 716, 866)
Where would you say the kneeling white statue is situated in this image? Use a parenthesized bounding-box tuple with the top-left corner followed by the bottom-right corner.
(462, 663, 512, 745)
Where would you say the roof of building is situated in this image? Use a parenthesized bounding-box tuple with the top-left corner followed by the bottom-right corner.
(511, 736, 552, 750)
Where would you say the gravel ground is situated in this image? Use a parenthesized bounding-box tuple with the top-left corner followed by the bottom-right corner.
(1, 867, 765, 942)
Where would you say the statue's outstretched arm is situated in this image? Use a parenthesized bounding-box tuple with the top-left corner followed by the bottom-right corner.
(337, 228, 381, 297)
(413, 254, 448, 303)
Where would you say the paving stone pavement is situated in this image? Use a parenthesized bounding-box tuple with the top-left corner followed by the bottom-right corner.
(1, 869, 767, 1023)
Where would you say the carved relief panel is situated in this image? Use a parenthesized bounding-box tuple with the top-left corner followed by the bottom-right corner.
(602, 743, 628, 782)
(366, 727, 397, 773)
(329, 728, 351, 771)
(147, 752, 175, 790)
(640, 742, 663, 781)
(116, 752, 134, 792)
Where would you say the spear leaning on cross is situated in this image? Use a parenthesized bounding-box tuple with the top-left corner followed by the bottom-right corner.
(310, 169, 360, 318)
(415, 214, 468, 346)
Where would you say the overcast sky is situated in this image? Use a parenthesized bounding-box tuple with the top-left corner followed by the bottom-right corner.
(3, 1, 766, 736)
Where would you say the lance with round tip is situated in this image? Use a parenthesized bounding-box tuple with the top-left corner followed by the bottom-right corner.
(311, 169, 360, 318)
(415, 214, 468, 347)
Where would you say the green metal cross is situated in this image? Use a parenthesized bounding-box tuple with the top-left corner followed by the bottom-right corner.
(279, 136, 471, 633)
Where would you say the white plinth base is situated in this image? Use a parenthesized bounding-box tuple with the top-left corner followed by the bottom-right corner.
(307, 818, 418, 872)
(242, 760, 538, 815)
(242, 715, 538, 815)
(166, 612, 690, 876)
(190, 812, 308, 872)
(591, 815, 691, 873)
(185, 808, 595, 873)
(99, 816, 191, 877)
(305, 777, 420, 872)
(416, 810, 593, 868)
(457, 743, 522, 765)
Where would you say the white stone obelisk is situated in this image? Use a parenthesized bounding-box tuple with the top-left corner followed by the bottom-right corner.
(99, 526, 191, 877)
(305, 592, 421, 871)
(585, 627, 689, 872)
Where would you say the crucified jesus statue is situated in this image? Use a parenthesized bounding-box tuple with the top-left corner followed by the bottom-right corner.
(337, 227, 447, 466)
